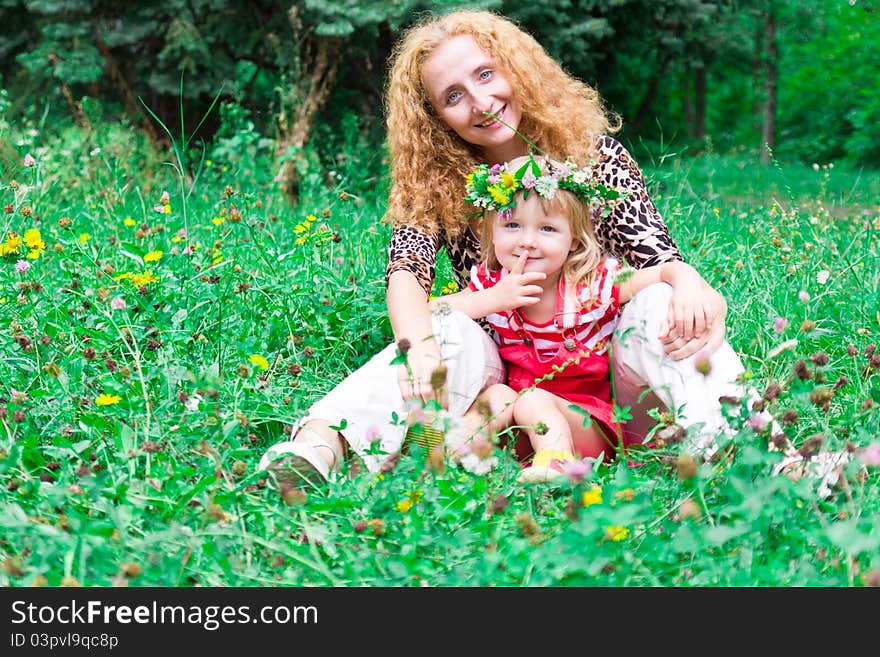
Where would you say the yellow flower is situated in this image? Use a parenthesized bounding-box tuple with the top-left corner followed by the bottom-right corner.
(581, 486, 603, 507)
(129, 271, 159, 286)
(143, 250, 163, 262)
(79, 233, 91, 245)
(0, 232, 21, 255)
(293, 223, 309, 234)
(114, 272, 132, 281)
(123, 217, 136, 227)
(95, 393, 122, 406)
(212, 217, 224, 226)
(306, 214, 317, 223)
(606, 525, 629, 542)
(295, 236, 307, 246)
(248, 354, 270, 371)
(440, 281, 459, 295)
(23, 228, 44, 250)
(488, 185, 509, 206)
(396, 489, 422, 513)
(163, 204, 172, 214)
(500, 172, 516, 188)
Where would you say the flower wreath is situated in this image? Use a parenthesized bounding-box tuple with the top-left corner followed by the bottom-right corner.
(464, 153, 624, 220)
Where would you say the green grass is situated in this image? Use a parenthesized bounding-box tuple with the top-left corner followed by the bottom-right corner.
(0, 118, 878, 587)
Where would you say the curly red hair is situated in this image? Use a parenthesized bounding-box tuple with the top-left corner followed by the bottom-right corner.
(385, 10, 619, 239)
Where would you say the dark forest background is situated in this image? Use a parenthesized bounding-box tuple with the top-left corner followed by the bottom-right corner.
(1, 0, 878, 189)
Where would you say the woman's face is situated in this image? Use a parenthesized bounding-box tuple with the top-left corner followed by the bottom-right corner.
(422, 35, 525, 163)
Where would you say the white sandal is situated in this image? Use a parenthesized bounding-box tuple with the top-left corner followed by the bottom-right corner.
(258, 441, 332, 488)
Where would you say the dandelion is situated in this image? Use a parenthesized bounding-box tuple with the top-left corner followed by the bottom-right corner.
(128, 271, 159, 286)
(581, 486, 602, 507)
(212, 217, 224, 226)
(143, 250, 162, 263)
(79, 233, 91, 245)
(606, 525, 629, 542)
(95, 393, 122, 406)
(123, 217, 136, 227)
(15, 260, 30, 274)
(110, 296, 127, 310)
(23, 153, 36, 167)
(798, 290, 810, 303)
(248, 354, 270, 371)
(773, 317, 788, 333)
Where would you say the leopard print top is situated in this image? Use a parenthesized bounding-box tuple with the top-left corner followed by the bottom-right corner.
(386, 135, 682, 296)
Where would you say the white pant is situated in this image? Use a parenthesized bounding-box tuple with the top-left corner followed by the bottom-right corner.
(272, 284, 745, 471)
(612, 283, 747, 453)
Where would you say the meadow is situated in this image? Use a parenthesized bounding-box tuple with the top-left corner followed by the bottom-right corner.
(1, 111, 878, 587)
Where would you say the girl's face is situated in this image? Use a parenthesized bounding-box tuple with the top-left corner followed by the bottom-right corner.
(422, 35, 525, 163)
(491, 193, 576, 287)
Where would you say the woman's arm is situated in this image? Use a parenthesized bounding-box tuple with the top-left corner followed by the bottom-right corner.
(387, 269, 445, 405)
(619, 261, 715, 354)
(595, 136, 727, 359)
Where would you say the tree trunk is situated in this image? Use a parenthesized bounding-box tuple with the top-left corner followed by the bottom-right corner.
(277, 32, 343, 203)
(93, 26, 160, 145)
(752, 19, 763, 134)
(694, 65, 706, 141)
(761, 7, 777, 166)
(630, 52, 671, 136)
(684, 66, 695, 139)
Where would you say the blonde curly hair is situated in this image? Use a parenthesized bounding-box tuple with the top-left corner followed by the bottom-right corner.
(385, 9, 619, 239)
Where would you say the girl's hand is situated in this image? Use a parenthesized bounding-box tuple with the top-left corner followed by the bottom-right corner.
(659, 281, 728, 360)
(491, 251, 546, 312)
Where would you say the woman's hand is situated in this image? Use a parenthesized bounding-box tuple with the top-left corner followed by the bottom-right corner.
(659, 280, 728, 360)
(396, 340, 448, 408)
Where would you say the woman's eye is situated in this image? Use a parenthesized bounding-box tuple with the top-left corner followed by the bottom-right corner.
(446, 90, 462, 104)
(479, 69, 493, 80)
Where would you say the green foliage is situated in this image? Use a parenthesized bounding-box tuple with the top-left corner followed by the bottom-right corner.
(0, 111, 878, 587)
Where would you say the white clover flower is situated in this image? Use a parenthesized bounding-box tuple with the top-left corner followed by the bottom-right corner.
(460, 452, 498, 475)
(534, 176, 558, 199)
(816, 269, 830, 285)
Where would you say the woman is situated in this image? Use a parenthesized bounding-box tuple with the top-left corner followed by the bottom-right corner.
(258, 9, 742, 484)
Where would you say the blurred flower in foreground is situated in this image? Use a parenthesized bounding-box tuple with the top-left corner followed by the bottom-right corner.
(606, 525, 629, 542)
(564, 458, 592, 483)
(23, 153, 36, 167)
(859, 443, 880, 467)
(773, 317, 788, 333)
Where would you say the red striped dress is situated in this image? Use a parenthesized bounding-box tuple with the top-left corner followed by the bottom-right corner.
(469, 258, 623, 455)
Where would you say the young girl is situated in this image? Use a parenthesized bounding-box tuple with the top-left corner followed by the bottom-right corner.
(431, 154, 728, 482)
